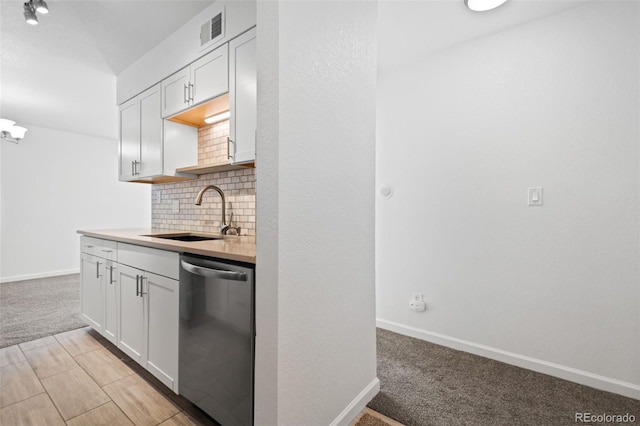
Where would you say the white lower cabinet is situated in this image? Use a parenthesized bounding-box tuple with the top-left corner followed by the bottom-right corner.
(80, 253, 103, 332)
(103, 260, 118, 345)
(144, 271, 179, 390)
(80, 237, 117, 336)
(80, 237, 179, 393)
(116, 244, 179, 392)
(117, 264, 145, 364)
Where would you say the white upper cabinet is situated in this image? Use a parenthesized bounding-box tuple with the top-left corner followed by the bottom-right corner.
(119, 83, 197, 183)
(229, 27, 256, 165)
(161, 67, 190, 120)
(191, 46, 229, 106)
(138, 86, 163, 177)
(161, 44, 229, 119)
(119, 98, 139, 182)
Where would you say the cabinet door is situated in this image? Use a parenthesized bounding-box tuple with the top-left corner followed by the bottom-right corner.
(119, 97, 140, 181)
(161, 66, 190, 118)
(103, 261, 118, 345)
(191, 44, 229, 106)
(80, 253, 103, 332)
(139, 84, 163, 178)
(144, 272, 179, 391)
(117, 264, 145, 366)
(229, 28, 256, 164)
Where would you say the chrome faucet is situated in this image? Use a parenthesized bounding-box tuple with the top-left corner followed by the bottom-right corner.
(194, 185, 240, 235)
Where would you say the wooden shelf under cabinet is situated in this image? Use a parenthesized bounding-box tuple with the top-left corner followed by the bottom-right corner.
(167, 94, 229, 128)
(176, 161, 255, 175)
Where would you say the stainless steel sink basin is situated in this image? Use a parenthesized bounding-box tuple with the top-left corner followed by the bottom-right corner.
(143, 233, 223, 242)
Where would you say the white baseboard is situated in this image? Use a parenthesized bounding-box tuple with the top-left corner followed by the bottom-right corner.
(330, 377, 381, 426)
(377, 319, 640, 401)
(0, 269, 80, 284)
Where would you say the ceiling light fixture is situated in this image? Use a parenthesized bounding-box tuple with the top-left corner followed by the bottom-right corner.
(23, 0, 49, 25)
(23, 2, 38, 25)
(204, 111, 230, 125)
(0, 119, 28, 144)
(465, 0, 509, 12)
(33, 0, 49, 14)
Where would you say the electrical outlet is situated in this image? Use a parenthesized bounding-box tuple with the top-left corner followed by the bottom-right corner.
(410, 293, 426, 312)
(172, 200, 180, 213)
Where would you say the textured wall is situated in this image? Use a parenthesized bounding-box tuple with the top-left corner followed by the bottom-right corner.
(256, 1, 379, 425)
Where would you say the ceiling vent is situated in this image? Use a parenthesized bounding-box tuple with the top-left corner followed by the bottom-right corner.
(200, 10, 225, 48)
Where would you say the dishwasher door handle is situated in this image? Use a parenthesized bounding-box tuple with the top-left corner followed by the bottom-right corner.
(181, 260, 248, 281)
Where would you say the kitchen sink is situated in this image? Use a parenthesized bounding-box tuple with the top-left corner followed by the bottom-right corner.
(143, 233, 223, 242)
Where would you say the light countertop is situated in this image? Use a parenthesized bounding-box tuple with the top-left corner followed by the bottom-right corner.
(77, 228, 256, 264)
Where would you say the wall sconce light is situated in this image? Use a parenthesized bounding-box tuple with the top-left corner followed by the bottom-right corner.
(465, 0, 508, 12)
(0, 119, 28, 144)
(23, 0, 49, 25)
(204, 111, 230, 125)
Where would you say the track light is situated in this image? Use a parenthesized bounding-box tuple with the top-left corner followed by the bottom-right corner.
(23, 2, 38, 25)
(33, 0, 49, 14)
(0, 119, 29, 144)
(23, 0, 49, 25)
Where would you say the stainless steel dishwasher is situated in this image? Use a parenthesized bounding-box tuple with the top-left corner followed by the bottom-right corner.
(179, 254, 255, 426)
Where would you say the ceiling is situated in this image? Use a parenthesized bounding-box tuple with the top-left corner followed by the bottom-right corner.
(0, 0, 214, 138)
(0, 0, 214, 75)
(378, 0, 588, 72)
(0, 0, 589, 139)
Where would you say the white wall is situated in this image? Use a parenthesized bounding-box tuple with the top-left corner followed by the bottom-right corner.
(377, 2, 640, 398)
(256, 1, 379, 425)
(0, 125, 150, 282)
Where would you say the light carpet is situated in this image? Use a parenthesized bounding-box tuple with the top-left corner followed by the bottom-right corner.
(0, 274, 85, 348)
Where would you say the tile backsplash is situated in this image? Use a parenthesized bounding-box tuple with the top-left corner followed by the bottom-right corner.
(151, 121, 256, 236)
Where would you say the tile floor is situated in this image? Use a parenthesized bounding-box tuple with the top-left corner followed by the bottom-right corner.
(0, 327, 218, 426)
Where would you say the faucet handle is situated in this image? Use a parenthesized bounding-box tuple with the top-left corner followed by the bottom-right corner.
(221, 225, 241, 236)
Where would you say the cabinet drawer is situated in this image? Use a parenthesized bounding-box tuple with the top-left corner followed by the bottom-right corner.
(80, 236, 117, 260)
(117, 243, 179, 280)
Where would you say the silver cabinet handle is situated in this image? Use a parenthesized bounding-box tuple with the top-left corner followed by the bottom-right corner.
(131, 160, 135, 176)
(96, 261, 101, 278)
(227, 137, 235, 161)
(181, 260, 247, 281)
(83, 244, 93, 249)
(139, 276, 147, 297)
(101, 249, 112, 253)
(109, 265, 115, 284)
(189, 83, 194, 102)
(135, 275, 140, 296)
(184, 84, 189, 104)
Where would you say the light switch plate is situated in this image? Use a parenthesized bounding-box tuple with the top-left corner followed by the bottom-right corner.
(172, 200, 180, 213)
(528, 187, 543, 206)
